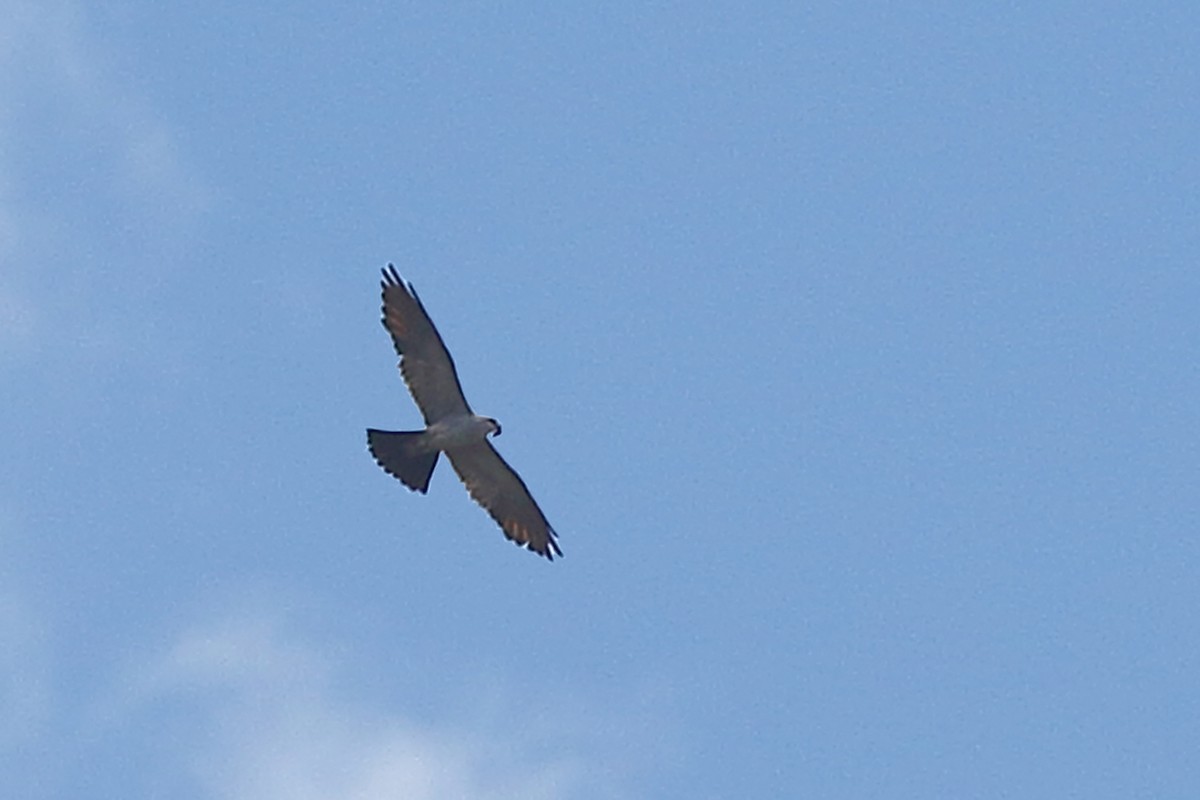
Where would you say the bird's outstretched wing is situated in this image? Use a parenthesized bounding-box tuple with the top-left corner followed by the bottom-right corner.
(446, 442, 562, 560)
(379, 265, 472, 424)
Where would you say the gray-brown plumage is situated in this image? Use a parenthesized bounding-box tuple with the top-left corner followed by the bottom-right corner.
(367, 265, 562, 560)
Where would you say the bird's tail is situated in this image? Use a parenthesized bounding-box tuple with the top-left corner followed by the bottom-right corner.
(367, 429, 439, 494)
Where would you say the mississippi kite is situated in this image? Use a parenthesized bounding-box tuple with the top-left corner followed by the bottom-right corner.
(366, 265, 562, 560)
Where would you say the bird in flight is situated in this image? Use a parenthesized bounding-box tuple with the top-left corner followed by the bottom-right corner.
(366, 265, 562, 560)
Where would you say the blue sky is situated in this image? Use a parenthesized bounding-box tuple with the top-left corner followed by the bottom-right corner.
(2, 2, 1198, 797)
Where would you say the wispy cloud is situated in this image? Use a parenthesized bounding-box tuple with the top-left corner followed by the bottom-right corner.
(0, 0, 209, 225)
(103, 608, 665, 800)
(0, 0, 208, 367)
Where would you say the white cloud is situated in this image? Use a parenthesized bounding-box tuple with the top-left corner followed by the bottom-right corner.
(0, 1, 207, 298)
(0, 0, 208, 368)
(105, 609, 661, 800)
(0, 0, 208, 217)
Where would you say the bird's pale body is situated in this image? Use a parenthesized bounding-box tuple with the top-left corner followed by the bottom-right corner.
(424, 414, 500, 451)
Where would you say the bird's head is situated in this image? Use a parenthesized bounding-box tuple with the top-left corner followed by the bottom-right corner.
(486, 417, 502, 437)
